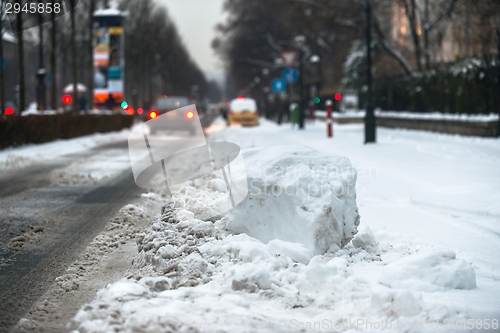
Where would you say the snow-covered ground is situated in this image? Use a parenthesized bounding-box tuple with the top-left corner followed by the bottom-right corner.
(63, 118, 500, 332)
(314, 110, 500, 122)
(0, 127, 130, 168)
(0, 127, 134, 185)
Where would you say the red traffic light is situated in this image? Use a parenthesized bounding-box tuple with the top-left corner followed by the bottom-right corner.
(5, 107, 14, 115)
(184, 110, 195, 120)
(148, 110, 159, 119)
(62, 95, 72, 105)
(137, 108, 144, 115)
(334, 93, 342, 101)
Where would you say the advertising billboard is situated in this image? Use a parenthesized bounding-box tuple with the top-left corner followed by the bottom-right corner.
(93, 9, 125, 110)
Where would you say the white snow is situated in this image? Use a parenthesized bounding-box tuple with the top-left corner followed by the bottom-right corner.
(314, 110, 499, 122)
(224, 144, 360, 255)
(379, 250, 476, 292)
(0, 126, 136, 172)
(93, 8, 124, 16)
(53, 118, 500, 331)
(230, 98, 258, 112)
(21, 109, 58, 116)
(352, 226, 377, 250)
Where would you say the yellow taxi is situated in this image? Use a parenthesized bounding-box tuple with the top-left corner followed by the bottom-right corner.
(227, 97, 260, 126)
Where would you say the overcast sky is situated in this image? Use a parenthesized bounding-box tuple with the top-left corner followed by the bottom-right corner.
(157, 0, 226, 82)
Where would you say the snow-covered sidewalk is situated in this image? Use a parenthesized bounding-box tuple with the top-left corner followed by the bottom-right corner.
(0, 127, 133, 171)
(69, 119, 500, 333)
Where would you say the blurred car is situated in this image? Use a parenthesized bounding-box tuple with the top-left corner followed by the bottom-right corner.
(145, 96, 197, 135)
(227, 97, 259, 126)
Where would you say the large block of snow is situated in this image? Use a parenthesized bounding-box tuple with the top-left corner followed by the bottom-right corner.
(224, 144, 360, 255)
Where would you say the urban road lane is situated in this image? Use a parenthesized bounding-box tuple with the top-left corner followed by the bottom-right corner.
(0, 114, 217, 332)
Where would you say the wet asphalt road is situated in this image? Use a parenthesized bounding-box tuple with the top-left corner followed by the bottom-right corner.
(0, 141, 142, 332)
(0, 114, 217, 332)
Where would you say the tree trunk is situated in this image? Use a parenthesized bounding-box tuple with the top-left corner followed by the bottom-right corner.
(88, 0, 95, 111)
(50, 4, 57, 110)
(17, 7, 25, 113)
(423, 0, 431, 69)
(0, 0, 5, 114)
(70, 0, 78, 113)
(400, 0, 422, 71)
(496, 29, 500, 137)
(409, 0, 422, 71)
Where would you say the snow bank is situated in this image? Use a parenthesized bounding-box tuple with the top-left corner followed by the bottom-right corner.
(0, 125, 134, 171)
(70, 204, 477, 332)
(314, 110, 499, 122)
(379, 250, 476, 292)
(224, 144, 360, 255)
(68, 121, 490, 332)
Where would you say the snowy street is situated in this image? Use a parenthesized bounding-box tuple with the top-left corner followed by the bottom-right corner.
(0, 130, 145, 331)
(36, 118, 498, 333)
(2, 0, 499, 330)
(0, 115, 217, 332)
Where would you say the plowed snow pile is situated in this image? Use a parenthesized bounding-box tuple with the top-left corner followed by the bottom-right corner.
(225, 144, 360, 255)
(70, 142, 477, 333)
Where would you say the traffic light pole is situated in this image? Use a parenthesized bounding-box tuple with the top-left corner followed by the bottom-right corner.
(36, 9, 46, 112)
(298, 49, 305, 129)
(364, 0, 376, 143)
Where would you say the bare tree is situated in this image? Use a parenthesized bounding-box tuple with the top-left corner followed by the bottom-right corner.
(50, 2, 57, 110)
(418, 0, 462, 68)
(16, 0, 25, 113)
(70, 0, 78, 113)
(397, 0, 423, 71)
(120, 0, 207, 104)
(87, 0, 95, 111)
(0, 0, 5, 114)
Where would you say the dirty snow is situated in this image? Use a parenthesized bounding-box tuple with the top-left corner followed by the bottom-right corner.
(69, 200, 479, 333)
(67, 118, 500, 332)
(12, 195, 163, 332)
(50, 148, 131, 186)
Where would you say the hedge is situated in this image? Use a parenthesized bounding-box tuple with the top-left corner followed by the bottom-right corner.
(0, 114, 134, 149)
(371, 59, 500, 114)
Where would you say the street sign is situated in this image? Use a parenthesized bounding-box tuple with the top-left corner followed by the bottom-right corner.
(281, 51, 298, 67)
(272, 78, 286, 92)
(282, 68, 299, 83)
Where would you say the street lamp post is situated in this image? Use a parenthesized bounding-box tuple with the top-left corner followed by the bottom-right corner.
(36, 6, 46, 111)
(497, 29, 500, 137)
(364, 0, 376, 143)
(298, 50, 306, 129)
(262, 68, 270, 117)
(294, 35, 307, 129)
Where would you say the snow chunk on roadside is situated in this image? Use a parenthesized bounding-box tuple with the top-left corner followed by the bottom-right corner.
(267, 239, 312, 264)
(379, 250, 476, 292)
(105, 279, 149, 300)
(352, 226, 378, 250)
(225, 144, 360, 255)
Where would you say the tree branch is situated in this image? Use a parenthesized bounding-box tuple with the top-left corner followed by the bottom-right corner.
(372, 13, 413, 75)
(428, 0, 464, 31)
(244, 57, 276, 68)
(265, 33, 283, 52)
